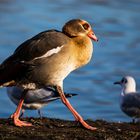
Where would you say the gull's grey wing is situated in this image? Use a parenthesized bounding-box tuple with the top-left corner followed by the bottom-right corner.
(7, 86, 78, 104)
(7, 87, 23, 101)
(37, 93, 78, 103)
(121, 93, 140, 117)
(25, 89, 54, 103)
(7, 87, 55, 104)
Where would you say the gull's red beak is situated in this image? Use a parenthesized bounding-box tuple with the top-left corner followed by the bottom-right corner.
(87, 30, 98, 42)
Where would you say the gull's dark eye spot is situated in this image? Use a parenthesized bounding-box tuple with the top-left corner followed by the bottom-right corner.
(83, 23, 89, 30)
(121, 78, 127, 83)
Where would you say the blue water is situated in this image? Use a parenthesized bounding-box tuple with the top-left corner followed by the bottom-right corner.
(0, 0, 140, 122)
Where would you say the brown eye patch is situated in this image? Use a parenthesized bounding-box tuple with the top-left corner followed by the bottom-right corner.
(83, 23, 89, 30)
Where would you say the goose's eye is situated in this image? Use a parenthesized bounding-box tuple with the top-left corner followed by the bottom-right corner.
(83, 23, 89, 30)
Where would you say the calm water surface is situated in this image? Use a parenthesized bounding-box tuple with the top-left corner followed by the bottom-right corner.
(0, 0, 140, 122)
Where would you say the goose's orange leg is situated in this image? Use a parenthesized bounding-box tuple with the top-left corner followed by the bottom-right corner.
(56, 86, 96, 131)
(11, 90, 32, 127)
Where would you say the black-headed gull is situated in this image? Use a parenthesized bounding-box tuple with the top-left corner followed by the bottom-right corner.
(114, 76, 140, 122)
(7, 86, 77, 118)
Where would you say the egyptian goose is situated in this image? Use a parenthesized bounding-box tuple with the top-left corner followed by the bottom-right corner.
(0, 19, 98, 130)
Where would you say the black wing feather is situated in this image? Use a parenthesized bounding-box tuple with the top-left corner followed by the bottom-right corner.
(0, 30, 69, 85)
(13, 30, 68, 61)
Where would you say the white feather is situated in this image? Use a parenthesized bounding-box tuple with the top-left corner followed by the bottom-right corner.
(34, 45, 64, 60)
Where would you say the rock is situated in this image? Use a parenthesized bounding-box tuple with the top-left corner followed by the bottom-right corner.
(0, 118, 140, 140)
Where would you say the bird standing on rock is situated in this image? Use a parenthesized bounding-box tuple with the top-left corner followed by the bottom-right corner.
(0, 19, 98, 130)
(7, 86, 77, 118)
(114, 76, 140, 122)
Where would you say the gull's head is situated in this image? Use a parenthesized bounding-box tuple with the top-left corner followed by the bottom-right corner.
(114, 76, 136, 94)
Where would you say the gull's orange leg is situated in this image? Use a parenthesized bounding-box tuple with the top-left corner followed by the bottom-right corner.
(57, 86, 97, 131)
(11, 90, 32, 127)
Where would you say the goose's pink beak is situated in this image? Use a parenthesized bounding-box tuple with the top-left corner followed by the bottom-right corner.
(88, 30, 98, 42)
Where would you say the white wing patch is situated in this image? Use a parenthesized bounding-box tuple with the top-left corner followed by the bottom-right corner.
(34, 45, 64, 60)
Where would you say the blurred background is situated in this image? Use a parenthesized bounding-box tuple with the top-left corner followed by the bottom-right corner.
(0, 0, 140, 122)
